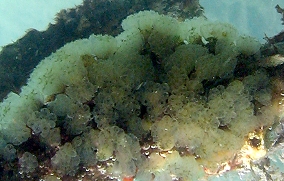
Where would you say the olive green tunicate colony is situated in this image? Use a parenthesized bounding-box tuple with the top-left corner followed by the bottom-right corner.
(0, 11, 279, 180)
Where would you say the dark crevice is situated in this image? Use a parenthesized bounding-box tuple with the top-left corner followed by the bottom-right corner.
(201, 77, 231, 100)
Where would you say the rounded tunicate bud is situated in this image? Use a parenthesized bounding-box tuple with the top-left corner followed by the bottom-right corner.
(3, 144, 16, 161)
(51, 143, 80, 176)
(19, 152, 38, 173)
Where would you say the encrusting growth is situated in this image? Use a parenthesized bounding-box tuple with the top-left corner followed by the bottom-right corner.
(0, 10, 281, 180)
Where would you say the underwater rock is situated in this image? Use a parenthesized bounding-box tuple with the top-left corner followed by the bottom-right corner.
(0, 9, 283, 181)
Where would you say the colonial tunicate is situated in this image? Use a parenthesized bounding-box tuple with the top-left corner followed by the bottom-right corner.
(0, 10, 281, 180)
